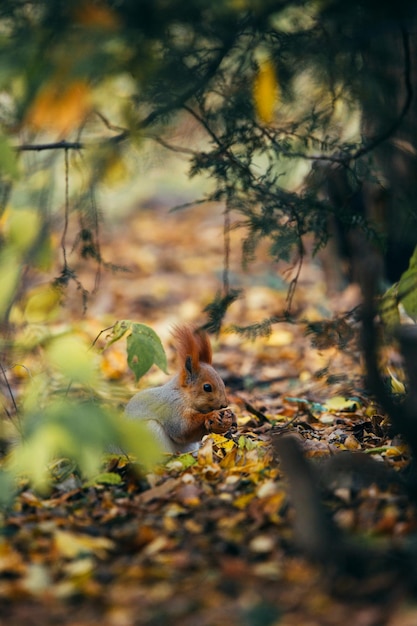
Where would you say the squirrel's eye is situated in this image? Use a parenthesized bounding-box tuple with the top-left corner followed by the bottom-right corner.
(203, 383, 212, 392)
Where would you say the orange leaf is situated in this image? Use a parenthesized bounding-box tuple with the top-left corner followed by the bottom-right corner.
(72, 1, 120, 29)
(26, 80, 92, 136)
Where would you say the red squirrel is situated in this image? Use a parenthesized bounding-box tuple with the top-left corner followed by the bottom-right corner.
(125, 325, 237, 453)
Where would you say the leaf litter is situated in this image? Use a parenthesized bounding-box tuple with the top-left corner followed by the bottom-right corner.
(1, 203, 417, 626)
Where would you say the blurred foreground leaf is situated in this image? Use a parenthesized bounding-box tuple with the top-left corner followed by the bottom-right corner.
(8, 399, 162, 492)
(0, 134, 19, 180)
(0, 249, 21, 320)
(24, 284, 61, 323)
(25, 79, 92, 136)
(0, 469, 16, 510)
(46, 334, 98, 385)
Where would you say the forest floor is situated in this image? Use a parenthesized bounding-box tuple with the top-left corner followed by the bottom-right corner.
(2, 202, 417, 626)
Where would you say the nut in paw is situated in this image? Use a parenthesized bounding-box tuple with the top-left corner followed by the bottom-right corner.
(219, 407, 238, 431)
(205, 408, 237, 434)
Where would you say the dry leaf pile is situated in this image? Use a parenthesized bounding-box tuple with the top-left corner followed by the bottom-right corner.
(2, 203, 417, 626)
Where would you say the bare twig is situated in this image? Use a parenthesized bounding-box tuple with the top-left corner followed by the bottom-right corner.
(145, 134, 199, 157)
(16, 133, 127, 152)
(244, 401, 269, 424)
(0, 362, 18, 418)
(61, 148, 70, 272)
(223, 201, 232, 297)
(90, 325, 116, 349)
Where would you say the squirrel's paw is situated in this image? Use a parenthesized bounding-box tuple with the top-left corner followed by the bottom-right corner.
(205, 408, 237, 434)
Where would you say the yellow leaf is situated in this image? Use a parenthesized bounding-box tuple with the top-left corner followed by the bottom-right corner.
(24, 284, 61, 323)
(54, 530, 114, 559)
(344, 435, 361, 450)
(0, 541, 25, 575)
(210, 433, 234, 448)
(63, 557, 95, 581)
(219, 446, 239, 469)
(101, 152, 128, 186)
(233, 492, 256, 509)
(323, 396, 358, 412)
(384, 446, 406, 457)
(387, 367, 406, 394)
(253, 60, 280, 124)
(198, 437, 214, 465)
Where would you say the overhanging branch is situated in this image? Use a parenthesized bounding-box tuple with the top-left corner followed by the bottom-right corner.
(16, 132, 128, 153)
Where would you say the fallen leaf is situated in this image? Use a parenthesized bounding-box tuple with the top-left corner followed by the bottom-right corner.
(54, 530, 114, 559)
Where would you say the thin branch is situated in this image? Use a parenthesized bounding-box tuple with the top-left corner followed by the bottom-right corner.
(17, 139, 85, 152)
(138, 33, 239, 130)
(169, 197, 209, 212)
(0, 362, 18, 417)
(16, 133, 128, 153)
(182, 104, 225, 150)
(93, 110, 127, 134)
(61, 148, 69, 271)
(14, 31, 238, 154)
(259, 24, 412, 169)
(90, 325, 116, 349)
(89, 187, 102, 294)
(145, 134, 199, 156)
(223, 201, 231, 297)
(286, 253, 303, 312)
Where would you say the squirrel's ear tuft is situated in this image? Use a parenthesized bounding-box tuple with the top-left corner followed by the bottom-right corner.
(172, 325, 201, 384)
(172, 325, 213, 366)
(194, 329, 212, 364)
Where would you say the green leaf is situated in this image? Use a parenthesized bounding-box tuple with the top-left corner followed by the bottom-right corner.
(177, 453, 197, 469)
(238, 435, 256, 450)
(380, 283, 400, 329)
(86, 472, 123, 486)
(398, 267, 417, 321)
(127, 323, 168, 381)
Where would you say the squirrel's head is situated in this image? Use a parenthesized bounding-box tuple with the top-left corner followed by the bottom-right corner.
(173, 325, 229, 413)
